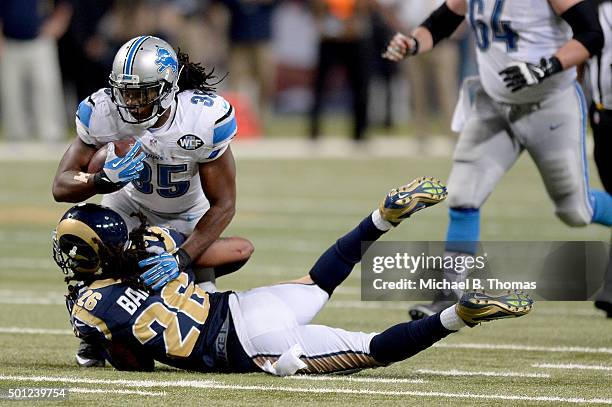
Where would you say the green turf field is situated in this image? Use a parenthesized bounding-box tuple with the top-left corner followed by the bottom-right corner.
(0, 153, 611, 406)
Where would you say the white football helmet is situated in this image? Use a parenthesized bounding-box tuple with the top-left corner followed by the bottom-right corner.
(109, 36, 182, 129)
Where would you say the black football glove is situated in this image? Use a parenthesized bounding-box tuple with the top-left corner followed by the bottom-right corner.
(499, 56, 563, 92)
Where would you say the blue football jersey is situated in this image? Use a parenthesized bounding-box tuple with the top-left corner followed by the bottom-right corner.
(70, 267, 230, 370)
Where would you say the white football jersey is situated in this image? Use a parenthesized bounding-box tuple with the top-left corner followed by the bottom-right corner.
(466, 0, 576, 104)
(76, 88, 237, 213)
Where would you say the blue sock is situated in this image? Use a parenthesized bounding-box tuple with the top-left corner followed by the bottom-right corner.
(591, 190, 612, 227)
(445, 208, 480, 254)
(369, 314, 453, 364)
(309, 215, 386, 296)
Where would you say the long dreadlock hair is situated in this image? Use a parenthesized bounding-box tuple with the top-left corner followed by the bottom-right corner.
(176, 49, 227, 93)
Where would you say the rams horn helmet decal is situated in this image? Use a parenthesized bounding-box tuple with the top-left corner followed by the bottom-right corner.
(52, 203, 129, 278)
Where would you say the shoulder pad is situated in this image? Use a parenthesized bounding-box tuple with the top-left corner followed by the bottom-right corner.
(176, 91, 237, 151)
(76, 88, 118, 146)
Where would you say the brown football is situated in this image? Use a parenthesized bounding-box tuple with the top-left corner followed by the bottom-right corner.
(87, 138, 138, 173)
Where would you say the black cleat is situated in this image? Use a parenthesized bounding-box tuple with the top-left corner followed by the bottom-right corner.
(595, 300, 612, 318)
(76, 340, 105, 367)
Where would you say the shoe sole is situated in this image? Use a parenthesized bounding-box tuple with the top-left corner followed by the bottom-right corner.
(384, 177, 447, 221)
(457, 291, 533, 326)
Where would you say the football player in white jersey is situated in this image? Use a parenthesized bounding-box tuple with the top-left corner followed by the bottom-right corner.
(383, 0, 611, 318)
(52, 36, 253, 365)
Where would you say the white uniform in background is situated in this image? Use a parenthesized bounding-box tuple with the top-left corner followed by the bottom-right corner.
(450, 0, 592, 226)
(588, 0, 612, 110)
(76, 88, 237, 234)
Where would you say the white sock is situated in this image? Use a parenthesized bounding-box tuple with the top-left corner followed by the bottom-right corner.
(439, 305, 467, 331)
(371, 209, 393, 231)
(198, 281, 217, 293)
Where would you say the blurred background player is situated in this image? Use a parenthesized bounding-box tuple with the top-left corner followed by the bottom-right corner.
(377, 0, 460, 144)
(0, 0, 70, 142)
(52, 36, 253, 366)
(309, 0, 375, 142)
(586, 0, 612, 317)
(54, 178, 534, 374)
(383, 0, 611, 319)
(221, 0, 279, 121)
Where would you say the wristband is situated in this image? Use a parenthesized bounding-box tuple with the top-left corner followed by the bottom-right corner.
(175, 248, 192, 272)
(93, 171, 126, 194)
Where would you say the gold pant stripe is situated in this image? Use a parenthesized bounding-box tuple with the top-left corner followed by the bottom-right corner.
(252, 352, 382, 374)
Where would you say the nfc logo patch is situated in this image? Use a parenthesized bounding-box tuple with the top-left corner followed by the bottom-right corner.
(177, 134, 204, 150)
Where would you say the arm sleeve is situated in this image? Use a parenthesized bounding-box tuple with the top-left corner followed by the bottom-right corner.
(419, 2, 465, 46)
(561, 0, 604, 57)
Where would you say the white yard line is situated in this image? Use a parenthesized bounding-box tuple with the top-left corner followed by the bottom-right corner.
(0, 374, 608, 404)
(2, 326, 611, 355)
(434, 343, 612, 354)
(68, 387, 165, 396)
(0, 294, 601, 318)
(416, 369, 550, 378)
(0, 138, 456, 161)
(286, 376, 425, 384)
(0, 258, 55, 270)
(533, 363, 612, 371)
(0, 327, 71, 335)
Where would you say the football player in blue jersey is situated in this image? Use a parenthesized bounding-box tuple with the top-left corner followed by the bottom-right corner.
(52, 36, 253, 366)
(54, 177, 533, 374)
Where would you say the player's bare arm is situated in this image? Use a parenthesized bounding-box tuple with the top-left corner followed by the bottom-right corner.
(52, 138, 99, 203)
(382, 0, 466, 61)
(178, 146, 237, 266)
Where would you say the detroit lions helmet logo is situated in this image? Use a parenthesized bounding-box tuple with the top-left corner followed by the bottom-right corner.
(155, 47, 178, 74)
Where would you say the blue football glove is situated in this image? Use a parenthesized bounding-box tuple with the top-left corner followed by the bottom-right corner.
(138, 252, 180, 291)
(93, 141, 146, 193)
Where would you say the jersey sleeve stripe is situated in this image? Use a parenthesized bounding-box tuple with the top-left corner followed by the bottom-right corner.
(77, 100, 93, 128)
(207, 149, 221, 160)
(214, 104, 234, 125)
(73, 306, 113, 340)
(213, 115, 237, 145)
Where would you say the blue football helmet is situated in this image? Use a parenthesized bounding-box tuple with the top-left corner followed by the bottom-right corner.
(53, 203, 129, 279)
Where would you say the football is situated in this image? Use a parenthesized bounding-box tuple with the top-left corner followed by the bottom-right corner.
(87, 138, 138, 173)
